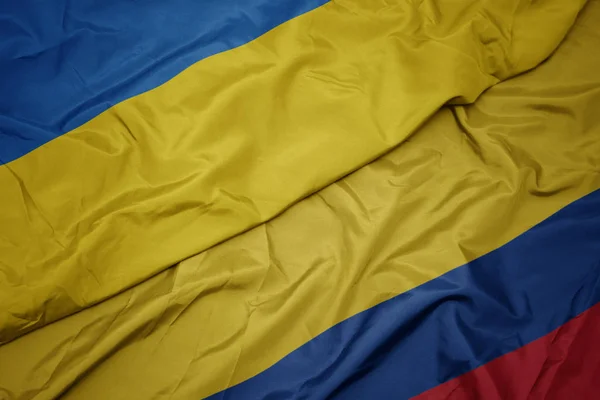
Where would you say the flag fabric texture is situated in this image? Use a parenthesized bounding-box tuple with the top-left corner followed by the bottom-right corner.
(0, 0, 599, 399)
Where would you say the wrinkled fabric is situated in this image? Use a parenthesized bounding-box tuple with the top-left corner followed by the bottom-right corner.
(205, 188, 600, 399)
(0, 0, 328, 163)
(1, 1, 599, 398)
(0, 0, 587, 344)
(415, 303, 600, 400)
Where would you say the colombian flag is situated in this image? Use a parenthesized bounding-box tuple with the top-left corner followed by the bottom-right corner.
(1, 0, 599, 399)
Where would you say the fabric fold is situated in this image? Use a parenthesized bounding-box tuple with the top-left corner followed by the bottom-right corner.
(0, 0, 588, 344)
(1, 0, 598, 397)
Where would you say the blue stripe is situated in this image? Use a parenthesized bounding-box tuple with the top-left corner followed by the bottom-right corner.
(209, 189, 600, 399)
(0, 0, 328, 164)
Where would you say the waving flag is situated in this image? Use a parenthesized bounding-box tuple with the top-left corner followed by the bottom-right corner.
(1, 0, 599, 399)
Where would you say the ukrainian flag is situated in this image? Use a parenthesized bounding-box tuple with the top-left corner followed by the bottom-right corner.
(1, 0, 599, 398)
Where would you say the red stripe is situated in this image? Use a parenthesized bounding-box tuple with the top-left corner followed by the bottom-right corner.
(414, 303, 600, 400)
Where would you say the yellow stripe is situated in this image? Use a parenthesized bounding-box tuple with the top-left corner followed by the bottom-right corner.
(0, 0, 586, 343)
(1, 2, 599, 397)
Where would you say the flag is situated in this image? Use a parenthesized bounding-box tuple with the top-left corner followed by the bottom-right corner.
(0, 0, 599, 399)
